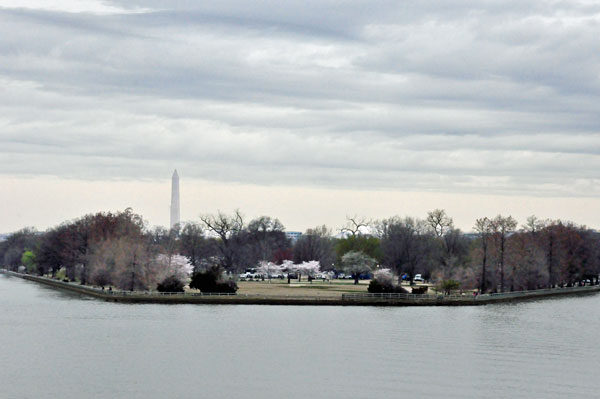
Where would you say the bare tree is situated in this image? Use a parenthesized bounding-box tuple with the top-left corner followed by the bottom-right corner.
(426, 209, 454, 238)
(340, 216, 371, 237)
(179, 222, 215, 272)
(307, 225, 332, 237)
(293, 225, 335, 269)
(522, 215, 543, 235)
(379, 217, 434, 284)
(426, 209, 462, 279)
(200, 210, 245, 272)
(474, 217, 493, 293)
(91, 236, 156, 291)
(246, 216, 288, 265)
(509, 233, 548, 290)
(539, 219, 561, 287)
(492, 215, 518, 292)
(150, 225, 180, 267)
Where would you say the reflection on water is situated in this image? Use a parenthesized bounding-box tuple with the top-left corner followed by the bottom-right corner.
(1, 274, 599, 399)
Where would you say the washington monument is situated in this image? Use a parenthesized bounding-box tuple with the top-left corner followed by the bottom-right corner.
(170, 169, 180, 228)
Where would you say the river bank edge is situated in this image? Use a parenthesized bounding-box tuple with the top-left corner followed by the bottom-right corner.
(2, 269, 600, 306)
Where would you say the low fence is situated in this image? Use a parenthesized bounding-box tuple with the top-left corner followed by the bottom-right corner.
(106, 290, 237, 297)
(342, 285, 600, 304)
(342, 292, 473, 301)
(485, 285, 597, 297)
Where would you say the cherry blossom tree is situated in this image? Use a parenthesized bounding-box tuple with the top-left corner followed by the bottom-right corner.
(257, 260, 284, 284)
(373, 268, 394, 285)
(297, 260, 321, 283)
(278, 260, 321, 283)
(342, 251, 376, 285)
(155, 253, 193, 287)
(281, 259, 296, 283)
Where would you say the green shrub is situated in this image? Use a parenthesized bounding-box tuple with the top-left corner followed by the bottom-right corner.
(411, 286, 428, 294)
(439, 279, 460, 295)
(189, 270, 217, 292)
(55, 268, 66, 280)
(190, 266, 237, 293)
(368, 279, 384, 293)
(156, 275, 185, 293)
(21, 250, 37, 274)
(368, 278, 408, 294)
(215, 280, 238, 294)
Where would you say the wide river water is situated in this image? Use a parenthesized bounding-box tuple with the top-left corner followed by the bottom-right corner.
(1, 274, 599, 398)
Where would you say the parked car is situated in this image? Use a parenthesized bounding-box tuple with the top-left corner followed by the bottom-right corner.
(315, 272, 333, 280)
(238, 272, 251, 281)
(413, 274, 424, 283)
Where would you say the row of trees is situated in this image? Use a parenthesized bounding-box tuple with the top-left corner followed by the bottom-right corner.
(473, 215, 600, 292)
(351, 212, 600, 292)
(2, 209, 599, 293)
(0, 209, 192, 291)
(0, 209, 291, 292)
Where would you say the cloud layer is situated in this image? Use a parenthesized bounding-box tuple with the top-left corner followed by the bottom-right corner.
(1, 0, 599, 197)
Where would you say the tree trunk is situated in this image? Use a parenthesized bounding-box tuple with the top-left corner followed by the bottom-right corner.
(547, 235, 554, 288)
(130, 253, 137, 291)
(481, 242, 487, 293)
(81, 262, 88, 285)
(500, 235, 505, 292)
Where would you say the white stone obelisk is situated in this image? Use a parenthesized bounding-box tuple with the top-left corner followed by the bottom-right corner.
(170, 169, 180, 228)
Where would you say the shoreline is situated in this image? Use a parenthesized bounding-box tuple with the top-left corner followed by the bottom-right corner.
(2, 269, 600, 306)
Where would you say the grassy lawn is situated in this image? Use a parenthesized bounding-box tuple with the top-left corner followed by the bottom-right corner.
(230, 279, 439, 297)
(235, 279, 371, 297)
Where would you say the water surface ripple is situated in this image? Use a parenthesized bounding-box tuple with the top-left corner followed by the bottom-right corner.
(1, 274, 598, 398)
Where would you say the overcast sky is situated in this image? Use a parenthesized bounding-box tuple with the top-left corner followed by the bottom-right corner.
(1, 0, 599, 233)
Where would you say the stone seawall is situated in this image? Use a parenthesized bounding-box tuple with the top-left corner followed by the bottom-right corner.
(2, 270, 599, 306)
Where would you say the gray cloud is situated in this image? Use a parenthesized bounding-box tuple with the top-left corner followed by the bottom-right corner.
(1, 0, 599, 198)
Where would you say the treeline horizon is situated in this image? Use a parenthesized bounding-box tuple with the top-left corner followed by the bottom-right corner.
(1, 208, 599, 293)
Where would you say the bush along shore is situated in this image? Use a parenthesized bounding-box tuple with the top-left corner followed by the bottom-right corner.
(3, 270, 600, 306)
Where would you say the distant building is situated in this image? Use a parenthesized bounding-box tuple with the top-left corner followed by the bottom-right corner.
(285, 231, 302, 243)
(463, 233, 480, 240)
